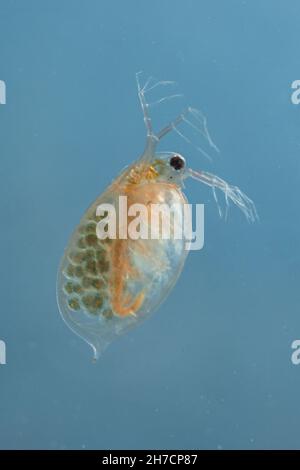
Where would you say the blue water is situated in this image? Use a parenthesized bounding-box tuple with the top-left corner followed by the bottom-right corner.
(1, 0, 300, 450)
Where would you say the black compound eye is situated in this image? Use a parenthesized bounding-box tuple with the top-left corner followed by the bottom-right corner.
(170, 155, 185, 171)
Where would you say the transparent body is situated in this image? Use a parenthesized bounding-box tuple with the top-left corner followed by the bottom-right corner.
(57, 74, 257, 359)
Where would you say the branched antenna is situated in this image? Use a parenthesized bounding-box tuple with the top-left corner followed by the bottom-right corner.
(136, 72, 219, 163)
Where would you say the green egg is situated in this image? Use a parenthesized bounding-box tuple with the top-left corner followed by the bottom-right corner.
(77, 237, 86, 249)
(69, 250, 85, 265)
(64, 281, 74, 294)
(102, 309, 114, 320)
(81, 249, 95, 262)
(85, 233, 98, 247)
(73, 283, 83, 294)
(97, 259, 110, 273)
(82, 276, 93, 289)
(65, 263, 76, 278)
(74, 265, 84, 278)
(82, 294, 103, 315)
(85, 259, 97, 276)
(85, 222, 96, 234)
(68, 298, 81, 311)
(92, 278, 104, 290)
(93, 295, 103, 310)
(82, 276, 104, 291)
(95, 247, 107, 261)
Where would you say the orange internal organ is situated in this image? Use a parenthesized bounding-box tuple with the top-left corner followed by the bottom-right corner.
(108, 167, 178, 317)
(110, 237, 145, 317)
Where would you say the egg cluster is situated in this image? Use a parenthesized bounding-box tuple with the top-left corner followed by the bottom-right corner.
(63, 211, 113, 318)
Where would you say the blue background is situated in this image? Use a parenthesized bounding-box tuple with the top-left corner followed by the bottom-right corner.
(0, 0, 300, 449)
